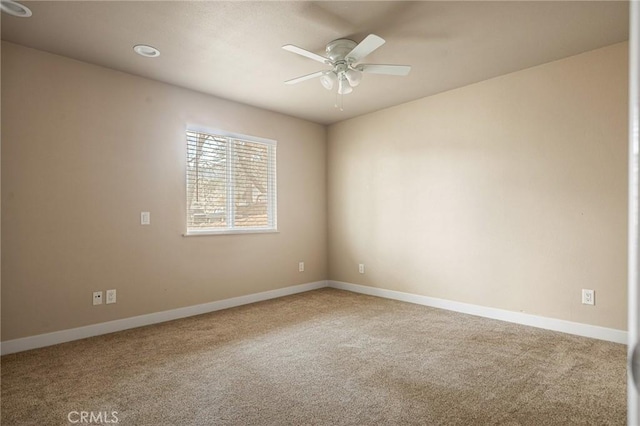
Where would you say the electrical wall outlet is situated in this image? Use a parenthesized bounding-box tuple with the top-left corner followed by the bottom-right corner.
(106, 289, 117, 304)
(359, 264, 365, 274)
(298, 262, 305, 272)
(93, 291, 103, 306)
(582, 289, 595, 305)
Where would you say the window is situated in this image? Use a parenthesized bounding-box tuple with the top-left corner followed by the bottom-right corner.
(186, 128, 277, 235)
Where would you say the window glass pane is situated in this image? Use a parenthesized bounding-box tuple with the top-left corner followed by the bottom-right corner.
(186, 131, 227, 229)
(233, 140, 269, 228)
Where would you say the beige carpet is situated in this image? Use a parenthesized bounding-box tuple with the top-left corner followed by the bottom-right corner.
(1, 288, 626, 425)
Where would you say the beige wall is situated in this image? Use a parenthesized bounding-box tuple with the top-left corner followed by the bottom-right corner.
(1, 42, 327, 341)
(328, 42, 628, 330)
(1, 39, 629, 342)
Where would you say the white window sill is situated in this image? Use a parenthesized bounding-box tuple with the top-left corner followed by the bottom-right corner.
(183, 228, 279, 237)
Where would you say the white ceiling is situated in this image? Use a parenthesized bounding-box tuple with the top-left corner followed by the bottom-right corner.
(1, 1, 629, 125)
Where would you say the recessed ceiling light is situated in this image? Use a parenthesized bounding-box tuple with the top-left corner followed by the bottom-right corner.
(0, 0, 32, 17)
(133, 44, 160, 58)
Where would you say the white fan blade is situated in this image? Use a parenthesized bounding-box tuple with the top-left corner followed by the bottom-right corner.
(346, 34, 385, 62)
(358, 64, 411, 76)
(282, 45, 330, 64)
(285, 71, 326, 85)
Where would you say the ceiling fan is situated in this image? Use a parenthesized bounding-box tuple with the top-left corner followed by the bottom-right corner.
(283, 34, 411, 100)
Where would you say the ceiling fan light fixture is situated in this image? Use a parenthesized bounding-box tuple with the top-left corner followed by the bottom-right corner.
(320, 71, 337, 90)
(345, 69, 362, 87)
(338, 76, 353, 95)
(1, 0, 32, 17)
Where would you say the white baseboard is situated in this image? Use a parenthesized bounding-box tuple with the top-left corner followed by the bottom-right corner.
(0, 280, 328, 355)
(329, 280, 627, 345)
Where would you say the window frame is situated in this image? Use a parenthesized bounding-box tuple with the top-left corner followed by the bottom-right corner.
(184, 125, 277, 236)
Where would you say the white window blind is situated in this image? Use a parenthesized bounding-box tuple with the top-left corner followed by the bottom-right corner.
(186, 129, 277, 234)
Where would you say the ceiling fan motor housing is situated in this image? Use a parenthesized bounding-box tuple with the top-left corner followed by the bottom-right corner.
(326, 39, 357, 63)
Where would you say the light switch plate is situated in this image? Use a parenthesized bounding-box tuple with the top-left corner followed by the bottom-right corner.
(141, 211, 150, 225)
